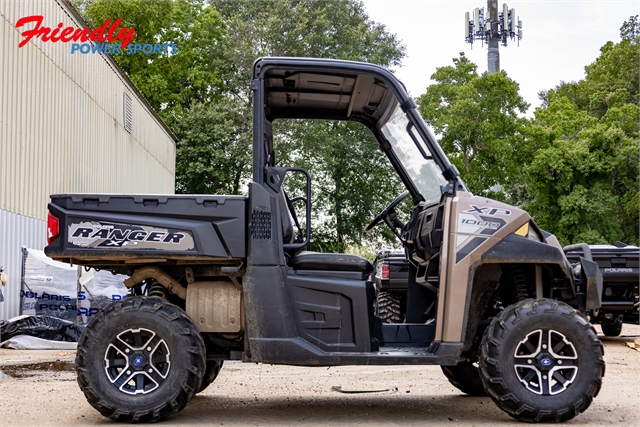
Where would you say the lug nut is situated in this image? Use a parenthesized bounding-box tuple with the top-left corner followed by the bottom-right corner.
(558, 360, 563, 365)
(527, 359, 532, 364)
(125, 349, 130, 353)
(542, 344, 547, 349)
(126, 370, 131, 375)
(148, 369, 153, 373)
(543, 375, 547, 379)
(147, 347, 152, 352)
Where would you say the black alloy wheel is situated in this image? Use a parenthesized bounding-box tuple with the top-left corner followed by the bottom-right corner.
(479, 298, 605, 423)
(76, 297, 206, 423)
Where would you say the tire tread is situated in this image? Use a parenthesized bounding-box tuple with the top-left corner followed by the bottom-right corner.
(479, 298, 605, 423)
(76, 297, 205, 423)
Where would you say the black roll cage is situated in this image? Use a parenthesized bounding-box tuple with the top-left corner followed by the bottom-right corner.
(251, 57, 464, 204)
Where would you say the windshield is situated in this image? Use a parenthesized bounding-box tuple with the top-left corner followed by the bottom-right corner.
(380, 105, 447, 202)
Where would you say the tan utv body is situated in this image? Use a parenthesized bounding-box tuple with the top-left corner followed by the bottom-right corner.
(436, 192, 570, 343)
(44, 57, 604, 424)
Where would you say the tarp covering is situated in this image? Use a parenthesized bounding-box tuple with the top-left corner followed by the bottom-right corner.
(77, 268, 129, 324)
(0, 335, 77, 350)
(20, 248, 78, 322)
(20, 248, 128, 323)
(0, 315, 84, 342)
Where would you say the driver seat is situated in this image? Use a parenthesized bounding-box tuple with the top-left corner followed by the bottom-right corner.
(277, 189, 373, 277)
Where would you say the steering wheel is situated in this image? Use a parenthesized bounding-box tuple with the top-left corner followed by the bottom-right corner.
(364, 190, 410, 236)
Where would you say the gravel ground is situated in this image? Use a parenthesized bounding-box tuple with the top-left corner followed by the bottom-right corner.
(0, 324, 638, 426)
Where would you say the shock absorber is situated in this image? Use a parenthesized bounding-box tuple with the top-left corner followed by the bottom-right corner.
(147, 280, 168, 298)
(511, 266, 529, 302)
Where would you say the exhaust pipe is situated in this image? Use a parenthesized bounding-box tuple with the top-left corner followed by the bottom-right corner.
(124, 266, 187, 299)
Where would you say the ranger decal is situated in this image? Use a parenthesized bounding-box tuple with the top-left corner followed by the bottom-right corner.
(68, 221, 195, 251)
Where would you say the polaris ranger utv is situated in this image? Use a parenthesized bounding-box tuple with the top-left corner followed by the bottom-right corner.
(45, 57, 605, 423)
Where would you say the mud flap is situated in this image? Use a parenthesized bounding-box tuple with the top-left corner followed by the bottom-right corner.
(580, 257, 602, 310)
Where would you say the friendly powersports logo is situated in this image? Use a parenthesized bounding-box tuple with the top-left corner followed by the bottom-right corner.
(68, 221, 195, 251)
(15, 15, 178, 55)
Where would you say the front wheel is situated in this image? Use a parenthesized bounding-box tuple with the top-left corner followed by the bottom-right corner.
(601, 316, 623, 337)
(76, 297, 206, 423)
(198, 360, 224, 393)
(479, 299, 605, 423)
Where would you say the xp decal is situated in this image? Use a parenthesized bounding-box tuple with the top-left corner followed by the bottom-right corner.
(464, 205, 512, 216)
(68, 221, 195, 251)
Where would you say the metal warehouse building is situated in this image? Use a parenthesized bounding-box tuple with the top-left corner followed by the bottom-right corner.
(0, 0, 178, 320)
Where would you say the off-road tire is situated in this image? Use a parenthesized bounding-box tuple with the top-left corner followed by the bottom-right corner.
(76, 297, 206, 423)
(479, 299, 605, 423)
(198, 360, 224, 393)
(376, 291, 402, 323)
(601, 321, 622, 337)
(441, 361, 487, 396)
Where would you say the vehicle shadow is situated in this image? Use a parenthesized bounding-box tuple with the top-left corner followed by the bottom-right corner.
(175, 393, 505, 426)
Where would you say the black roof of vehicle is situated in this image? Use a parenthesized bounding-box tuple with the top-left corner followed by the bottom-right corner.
(253, 57, 411, 128)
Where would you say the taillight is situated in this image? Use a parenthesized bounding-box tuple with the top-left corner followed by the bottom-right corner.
(381, 264, 389, 279)
(47, 212, 59, 244)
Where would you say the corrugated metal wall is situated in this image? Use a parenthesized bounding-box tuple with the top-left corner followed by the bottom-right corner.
(0, 0, 178, 319)
(0, 0, 176, 221)
(0, 209, 46, 320)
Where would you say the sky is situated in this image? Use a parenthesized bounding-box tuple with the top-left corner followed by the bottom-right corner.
(362, 0, 639, 114)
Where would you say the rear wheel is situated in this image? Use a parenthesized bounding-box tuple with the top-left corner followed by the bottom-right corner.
(76, 297, 206, 423)
(441, 360, 487, 396)
(479, 299, 605, 423)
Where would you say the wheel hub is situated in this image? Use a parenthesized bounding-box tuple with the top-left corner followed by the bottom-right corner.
(513, 328, 579, 396)
(536, 353, 554, 370)
(104, 327, 171, 395)
(130, 352, 147, 370)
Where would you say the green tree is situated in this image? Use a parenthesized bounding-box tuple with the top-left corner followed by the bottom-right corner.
(539, 15, 639, 118)
(210, 0, 407, 249)
(72, 0, 225, 126)
(173, 99, 252, 195)
(525, 97, 639, 245)
(417, 53, 529, 200)
(524, 16, 640, 245)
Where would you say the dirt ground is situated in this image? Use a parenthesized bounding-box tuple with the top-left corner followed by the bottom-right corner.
(0, 324, 638, 427)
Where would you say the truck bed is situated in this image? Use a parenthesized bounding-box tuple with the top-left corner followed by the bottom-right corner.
(45, 194, 247, 268)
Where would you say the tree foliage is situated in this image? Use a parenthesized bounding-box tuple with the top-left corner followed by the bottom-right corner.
(173, 99, 252, 195)
(524, 16, 639, 245)
(210, 0, 406, 249)
(417, 53, 529, 200)
(72, 0, 225, 126)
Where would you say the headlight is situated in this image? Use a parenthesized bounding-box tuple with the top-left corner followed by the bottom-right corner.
(514, 222, 541, 242)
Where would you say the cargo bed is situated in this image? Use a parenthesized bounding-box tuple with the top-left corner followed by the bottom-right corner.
(45, 194, 247, 268)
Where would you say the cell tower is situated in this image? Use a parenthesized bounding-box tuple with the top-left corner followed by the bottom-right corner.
(464, 1, 522, 73)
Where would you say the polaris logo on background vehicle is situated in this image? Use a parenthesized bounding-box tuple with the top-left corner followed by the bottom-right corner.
(68, 221, 195, 251)
(603, 268, 634, 273)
